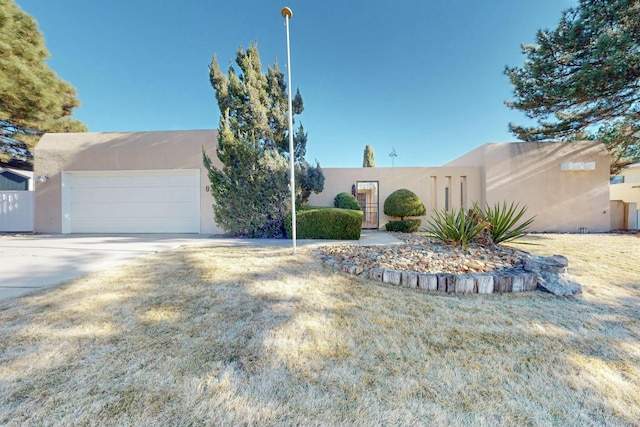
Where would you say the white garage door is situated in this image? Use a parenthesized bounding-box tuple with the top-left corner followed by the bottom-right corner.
(62, 170, 200, 233)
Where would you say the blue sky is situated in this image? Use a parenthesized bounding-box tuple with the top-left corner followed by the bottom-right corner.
(17, 0, 575, 167)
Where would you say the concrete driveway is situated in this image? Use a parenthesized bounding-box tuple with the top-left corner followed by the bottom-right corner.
(0, 234, 220, 300)
(0, 232, 401, 301)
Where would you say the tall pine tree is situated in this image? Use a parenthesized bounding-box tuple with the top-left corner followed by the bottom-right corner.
(505, 0, 640, 174)
(203, 44, 324, 238)
(0, 0, 86, 168)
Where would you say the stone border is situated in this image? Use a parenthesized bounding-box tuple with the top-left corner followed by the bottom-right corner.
(321, 252, 583, 296)
(323, 260, 538, 294)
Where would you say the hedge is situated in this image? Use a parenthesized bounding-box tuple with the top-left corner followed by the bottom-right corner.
(285, 208, 363, 240)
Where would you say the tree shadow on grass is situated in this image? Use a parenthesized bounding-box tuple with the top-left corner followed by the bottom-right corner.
(1, 245, 640, 425)
(0, 246, 357, 425)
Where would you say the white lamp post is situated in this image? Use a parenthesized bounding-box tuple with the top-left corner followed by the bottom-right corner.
(282, 6, 297, 254)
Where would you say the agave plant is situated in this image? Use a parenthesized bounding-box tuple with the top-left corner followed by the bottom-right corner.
(425, 206, 488, 249)
(483, 201, 535, 244)
(426, 201, 535, 248)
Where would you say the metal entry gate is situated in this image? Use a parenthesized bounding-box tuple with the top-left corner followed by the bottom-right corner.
(355, 181, 379, 229)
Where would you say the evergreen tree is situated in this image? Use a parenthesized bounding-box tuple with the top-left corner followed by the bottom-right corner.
(203, 44, 324, 237)
(587, 120, 640, 175)
(0, 0, 86, 168)
(363, 144, 375, 167)
(505, 0, 640, 174)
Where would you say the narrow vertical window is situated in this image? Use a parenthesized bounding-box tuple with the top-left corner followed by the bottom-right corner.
(430, 176, 437, 211)
(460, 176, 467, 209)
(444, 188, 449, 211)
(445, 176, 452, 211)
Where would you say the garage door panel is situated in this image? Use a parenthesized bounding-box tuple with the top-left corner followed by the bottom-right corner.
(72, 201, 200, 219)
(72, 187, 198, 204)
(71, 217, 199, 233)
(72, 174, 198, 188)
(64, 170, 200, 233)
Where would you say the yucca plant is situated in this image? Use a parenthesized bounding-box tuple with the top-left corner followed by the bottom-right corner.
(483, 201, 535, 244)
(425, 206, 488, 249)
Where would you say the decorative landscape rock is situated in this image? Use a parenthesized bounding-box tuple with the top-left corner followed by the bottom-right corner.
(522, 254, 582, 296)
(317, 233, 581, 296)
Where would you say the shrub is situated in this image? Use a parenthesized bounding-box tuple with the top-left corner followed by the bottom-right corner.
(299, 205, 327, 211)
(334, 192, 361, 210)
(385, 219, 422, 233)
(383, 189, 426, 220)
(285, 208, 363, 240)
(426, 202, 535, 248)
(425, 206, 488, 249)
(483, 201, 535, 244)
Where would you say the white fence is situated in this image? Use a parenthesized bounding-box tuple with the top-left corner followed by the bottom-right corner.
(0, 191, 34, 232)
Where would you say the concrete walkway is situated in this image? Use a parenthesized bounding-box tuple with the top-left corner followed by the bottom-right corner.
(0, 231, 401, 301)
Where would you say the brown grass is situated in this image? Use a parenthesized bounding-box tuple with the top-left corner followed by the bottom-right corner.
(0, 234, 639, 426)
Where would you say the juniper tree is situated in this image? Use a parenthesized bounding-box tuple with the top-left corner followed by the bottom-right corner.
(363, 144, 375, 167)
(203, 44, 324, 237)
(0, 0, 86, 167)
(505, 0, 640, 174)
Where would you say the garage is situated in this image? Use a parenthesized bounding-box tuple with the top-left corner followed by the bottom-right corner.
(61, 169, 200, 233)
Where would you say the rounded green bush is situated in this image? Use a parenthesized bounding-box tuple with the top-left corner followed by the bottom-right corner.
(385, 219, 422, 233)
(334, 192, 361, 210)
(383, 189, 426, 220)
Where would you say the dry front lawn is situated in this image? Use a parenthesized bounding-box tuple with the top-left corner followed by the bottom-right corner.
(0, 233, 639, 426)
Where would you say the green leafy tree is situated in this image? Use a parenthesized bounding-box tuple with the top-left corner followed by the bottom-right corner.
(363, 144, 375, 167)
(504, 0, 640, 175)
(0, 0, 86, 167)
(203, 44, 324, 237)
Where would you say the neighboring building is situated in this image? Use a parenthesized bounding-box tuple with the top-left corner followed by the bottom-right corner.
(34, 131, 611, 234)
(0, 167, 33, 191)
(610, 162, 640, 230)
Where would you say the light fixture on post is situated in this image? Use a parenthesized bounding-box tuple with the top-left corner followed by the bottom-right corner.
(281, 6, 297, 255)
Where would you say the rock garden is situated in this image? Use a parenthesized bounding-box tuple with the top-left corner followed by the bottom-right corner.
(317, 232, 582, 296)
(318, 190, 582, 296)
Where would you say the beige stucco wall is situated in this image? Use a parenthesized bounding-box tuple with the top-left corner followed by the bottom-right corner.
(34, 133, 613, 235)
(610, 200, 626, 230)
(308, 166, 483, 229)
(446, 141, 611, 232)
(34, 130, 222, 234)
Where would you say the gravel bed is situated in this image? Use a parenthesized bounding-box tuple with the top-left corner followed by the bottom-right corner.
(317, 232, 530, 275)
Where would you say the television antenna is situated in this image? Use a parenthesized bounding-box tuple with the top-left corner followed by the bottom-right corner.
(389, 147, 397, 167)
